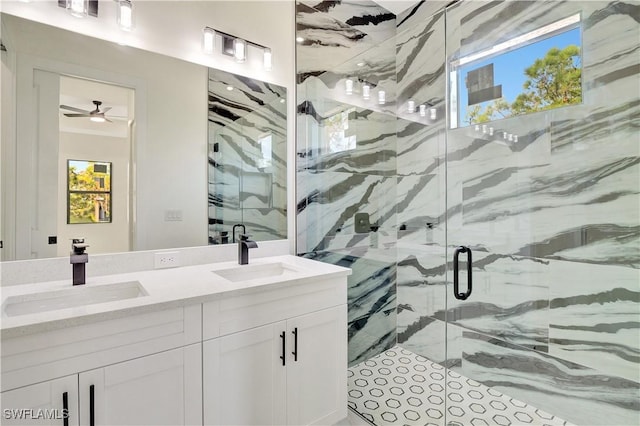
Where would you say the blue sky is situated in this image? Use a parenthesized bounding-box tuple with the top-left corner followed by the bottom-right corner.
(458, 27, 581, 125)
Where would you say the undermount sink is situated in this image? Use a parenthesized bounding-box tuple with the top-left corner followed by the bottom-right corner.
(212, 262, 300, 283)
(2, 281, 148, 318)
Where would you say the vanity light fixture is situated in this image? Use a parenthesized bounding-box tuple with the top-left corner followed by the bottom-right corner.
(345, 79, 354, 95)
(430, 107, 437, 120)
(378, 90, 386, 105)
(117, 0, 133, 31)
(59, 0, 98, 18)
(419, 104, 427, 117)
(407, 100, 416, 113)
(203, 27, 273, 70)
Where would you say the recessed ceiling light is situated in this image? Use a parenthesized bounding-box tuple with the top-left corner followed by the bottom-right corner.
(296, 36, 304, 43)
(357, 62, 365, 67)
(226, 86, 234, 91)
(280, 99, 285, 103)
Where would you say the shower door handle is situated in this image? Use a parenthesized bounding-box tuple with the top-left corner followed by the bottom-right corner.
(453, 246, 472, 300)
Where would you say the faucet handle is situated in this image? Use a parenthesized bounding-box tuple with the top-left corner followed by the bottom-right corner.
(239, 234, 253, 241)
(71, 238, 89, 254)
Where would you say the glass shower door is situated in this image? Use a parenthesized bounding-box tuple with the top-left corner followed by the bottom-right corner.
(444, 1, 640, 425)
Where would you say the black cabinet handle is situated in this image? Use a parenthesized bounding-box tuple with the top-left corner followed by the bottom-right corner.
(62, 392, 69, 426)
(453, 246, 473, 300)
(279, 331, 286, 366)
(292, 327, 298, 362)
(89, 385, 95, 426)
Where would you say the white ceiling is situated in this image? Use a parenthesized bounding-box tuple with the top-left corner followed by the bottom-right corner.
(374, 0, 422, 15)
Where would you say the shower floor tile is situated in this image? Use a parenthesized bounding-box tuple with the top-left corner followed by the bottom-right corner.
(347, 346, 571, 426)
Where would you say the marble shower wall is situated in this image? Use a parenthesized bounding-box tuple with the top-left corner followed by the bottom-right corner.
(297, 1, 638, 423)
(207, 69, 287, 244)
(396, 1, 640, 425)
(296, 0, 398, 366)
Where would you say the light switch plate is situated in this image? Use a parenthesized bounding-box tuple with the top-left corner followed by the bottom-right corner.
(164, 209, 183, 222)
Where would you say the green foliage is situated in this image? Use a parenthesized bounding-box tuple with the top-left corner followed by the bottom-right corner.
(68, 162, 111, 224)
(465, 44, 581, 125)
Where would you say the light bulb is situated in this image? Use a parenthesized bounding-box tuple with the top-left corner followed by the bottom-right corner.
(429, 108, 437, 120)
(67, 0, 87, 18)
(118, 0, 133, 31)
(345, 79, 353, 95)
(378, 90, 386, 105)
(407, 100, 415, 113)
(419, 104, 426, 117)
(234, 39, 247, 63)
(362, 84, 370, 100)
(263, 48, 272, 71)
(90, 116, 106, 123)
(203, 27, 215, 54)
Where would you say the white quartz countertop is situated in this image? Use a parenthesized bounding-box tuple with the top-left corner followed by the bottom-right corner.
(0, 255, 351, 338)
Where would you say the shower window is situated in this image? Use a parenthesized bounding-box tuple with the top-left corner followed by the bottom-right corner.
(324, 107, 357, 153)
(450, 13, 582, 128)
(67, 160, 112, 224)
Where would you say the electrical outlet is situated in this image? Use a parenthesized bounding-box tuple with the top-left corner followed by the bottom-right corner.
(154, 251, 181, 269)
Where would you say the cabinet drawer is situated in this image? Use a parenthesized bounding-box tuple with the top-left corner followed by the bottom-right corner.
(203, 277, 347, 341)
(1, 305, 201, 392)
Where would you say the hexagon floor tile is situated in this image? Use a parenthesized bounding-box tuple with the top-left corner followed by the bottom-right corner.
(347, 346, 571, 426)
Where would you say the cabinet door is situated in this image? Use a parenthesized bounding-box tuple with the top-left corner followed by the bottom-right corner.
(79, 344, 201, 426)
(286, 305, 347, 425)
(203, 321, 287, 425)
(0, 375, 78, 426)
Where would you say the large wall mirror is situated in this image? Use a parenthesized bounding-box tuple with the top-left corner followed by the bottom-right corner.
(207, 69, 287, 245)
(0, 12, 288, 261)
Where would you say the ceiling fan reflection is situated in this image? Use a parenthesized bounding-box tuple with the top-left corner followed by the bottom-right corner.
(59, 100, 113, 123)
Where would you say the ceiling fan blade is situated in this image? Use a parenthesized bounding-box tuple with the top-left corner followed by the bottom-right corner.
(101, 106, 112, 113)
(60, 105, 91, 114)
(64, 113, 91, 118)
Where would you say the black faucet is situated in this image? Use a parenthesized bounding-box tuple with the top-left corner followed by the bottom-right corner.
(232, 224, 246, 243)
(70, 238, 89, 285)
(238, 234, 258, 265)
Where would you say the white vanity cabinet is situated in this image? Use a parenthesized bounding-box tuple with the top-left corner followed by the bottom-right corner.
(0, 375, 78, 425)
(79, 344, 202, 426)
(1, 346, 201, 426)
(202, 277, 348, 426)
(1, 305, 202, 426)
(1, 257, 350, 426)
